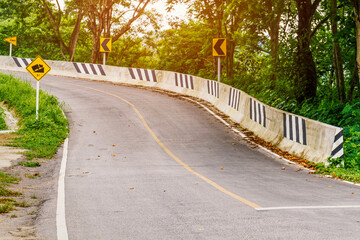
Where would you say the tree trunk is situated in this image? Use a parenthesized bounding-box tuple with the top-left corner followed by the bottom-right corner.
(295, 0, 320, 103)
(350, 1, 360, 83)
(91, 35, 100, 64)
(227, 40, 235, 78)
(68, 2, 84, 62)
(355, 12, 360, 84)
(348, 64, 358, 100)
(331, 0, 346, 102)
(267, 0, 284, 89)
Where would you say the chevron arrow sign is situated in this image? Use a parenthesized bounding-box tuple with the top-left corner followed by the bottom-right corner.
(213, 38, 226, 57)
(100, 38, 112, 52)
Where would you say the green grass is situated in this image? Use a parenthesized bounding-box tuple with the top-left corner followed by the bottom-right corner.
(0, 108, 8, 130)
(19, 161, 40, 167)
(0, 198, 15, 204)
(0, 186, 21, 197)
(0, 203, 13, 214)
(0, 73, 69, 214)
(0, 73, 68, 160)
(0, 172, 19, 185)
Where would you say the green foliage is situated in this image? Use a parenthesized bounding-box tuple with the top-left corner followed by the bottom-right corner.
(295, 98, 360, 171)
(0, 203, 13, 214)
(0, 172, 19, 185)
(0, 186, 21, 197)
(0, 0, 63, 59)
(0, 73, 68, 159)
(155, 20, 214, 77)
(18, 161, 40, 167)
(0, 108, 8, 130)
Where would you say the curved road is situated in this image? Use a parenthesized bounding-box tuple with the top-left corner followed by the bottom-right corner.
(4, 72, 360, 239)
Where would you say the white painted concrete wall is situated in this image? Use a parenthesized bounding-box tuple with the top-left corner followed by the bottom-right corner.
(0, 56, 343, 163)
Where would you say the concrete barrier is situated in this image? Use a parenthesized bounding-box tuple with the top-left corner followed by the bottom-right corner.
(0, 56, 343, 163)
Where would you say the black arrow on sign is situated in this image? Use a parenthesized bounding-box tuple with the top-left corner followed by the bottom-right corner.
(214, 39, 225, 55)
(101, 39, 110, 52)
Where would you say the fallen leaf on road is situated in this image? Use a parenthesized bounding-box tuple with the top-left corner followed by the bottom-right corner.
(130, 187, 134, 190)
(221, 167, 224, 170)
(82, 171, 89, 174)
(281, 167, 285, 170)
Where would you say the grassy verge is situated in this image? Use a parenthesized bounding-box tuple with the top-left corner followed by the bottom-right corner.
(0, 108, 8, 131)
(0, 73, 68, 213)
(0, 73, 68, 159)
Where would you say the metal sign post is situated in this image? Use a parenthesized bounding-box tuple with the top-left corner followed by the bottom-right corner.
(36, 81, 40, 119)
(9, 43, 12, 57)
(218, 57, 221, 82)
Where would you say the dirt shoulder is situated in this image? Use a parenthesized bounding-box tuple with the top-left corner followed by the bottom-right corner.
(0, 147, 59, 240)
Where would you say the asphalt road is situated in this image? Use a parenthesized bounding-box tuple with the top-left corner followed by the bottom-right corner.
(4, 72, 360, 240)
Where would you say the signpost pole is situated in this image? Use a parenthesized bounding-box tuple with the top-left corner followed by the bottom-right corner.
(9, 43, 12, 57)
(103, 53, 106, 65)
(36, 81, 39, 120)
(217, 57, 221, 82)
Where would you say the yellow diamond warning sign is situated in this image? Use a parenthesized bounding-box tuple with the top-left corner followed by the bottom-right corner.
(4, 36, 17, 46)
(26, 56, 51, 81)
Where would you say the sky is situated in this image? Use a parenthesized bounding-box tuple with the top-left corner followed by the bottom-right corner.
(55, 0, 188, 29)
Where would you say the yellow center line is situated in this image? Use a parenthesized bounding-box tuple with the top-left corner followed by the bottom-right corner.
(65, 82, 262, 209)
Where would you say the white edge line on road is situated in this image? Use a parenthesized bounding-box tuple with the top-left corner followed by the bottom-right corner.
(256, 205, 360, 211)
(56, 137, 69, 240)
(182, 97, 360, 189)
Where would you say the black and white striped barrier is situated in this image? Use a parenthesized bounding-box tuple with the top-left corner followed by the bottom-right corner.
(250, 98, 266, 128)
(283, 113, 307, 145)
(228, 88, 241, 111)
(207, 80, 219, 98)
(128, 68, 157, 82)
(73, 62, 106, 76)
(13, 57, 33, 68)
(331, 129, 344, 159)
(175, 73, 194, 90)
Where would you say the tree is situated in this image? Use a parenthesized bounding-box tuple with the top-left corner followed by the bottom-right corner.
(0, 0, 63, 59)
(330, 0, 345, 101)
(294, 0, 322, 103)
(84, 0, 153, 63)
(156, 20, 213, 77)
(350, 0, 360, 85)
(41, 0, 84, 61)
